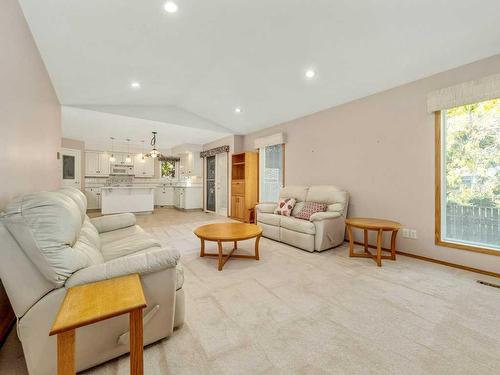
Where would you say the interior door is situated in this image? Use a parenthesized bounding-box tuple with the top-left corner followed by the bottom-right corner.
(61, 148, 81, 189)
(216, 152, 228, 216)
(205, 156, 216, 212)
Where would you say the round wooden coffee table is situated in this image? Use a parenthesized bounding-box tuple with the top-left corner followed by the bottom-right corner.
(194, 223, 263, 271)
(346, 218, 401, 267)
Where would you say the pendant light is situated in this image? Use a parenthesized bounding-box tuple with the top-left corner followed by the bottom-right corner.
(125, 139, 132, 163)
(147, 131, 161, 158)
(109, 137, 116, 163)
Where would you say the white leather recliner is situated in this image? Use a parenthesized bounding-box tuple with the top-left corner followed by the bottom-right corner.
(0, 187, 184, 375)
(256, 185, 349, 252)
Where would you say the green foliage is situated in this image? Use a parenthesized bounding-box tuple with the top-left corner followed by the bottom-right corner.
(444, 98, 499, 208)
(161, 161, 175, 178)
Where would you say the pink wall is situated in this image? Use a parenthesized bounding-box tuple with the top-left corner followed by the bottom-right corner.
(243, 54, 500, 274)
(0, 0, 61, 209)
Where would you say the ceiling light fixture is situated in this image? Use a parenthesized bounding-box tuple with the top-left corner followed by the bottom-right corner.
(130, 81, 141, 89)
(234, 107, 242, 114)
(125, 139, 132, 163)
(164, 1, 178, 13)
(305, 69, 316, 79)
(109, 137, 116, 162)
(146, 131, 164, 159)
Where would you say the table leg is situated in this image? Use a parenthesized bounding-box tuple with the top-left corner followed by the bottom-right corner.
(130, 308, 144, 375)
(390, 230, 398, 260)
(234, 241, 238, 250)
(200, 238, 205, 257)
(217, 240, 223, 271)
(363, 229, 369, 253)
(347, 224, 354, 257)
(376, 229, 383, 267)
(57, 330, 75, 375)
(255, 235, 261, 260)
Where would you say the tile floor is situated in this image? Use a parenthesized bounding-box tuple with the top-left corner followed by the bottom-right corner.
(1, 208, 499, 374)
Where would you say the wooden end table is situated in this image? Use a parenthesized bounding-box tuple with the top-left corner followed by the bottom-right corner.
(50, 274, 147, 375)
(346, 218, 402, 267)
(194, 223, 262, 271)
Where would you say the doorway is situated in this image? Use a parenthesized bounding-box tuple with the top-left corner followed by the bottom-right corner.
(61, 148, 81, 189)
(204, 153, 228, 216)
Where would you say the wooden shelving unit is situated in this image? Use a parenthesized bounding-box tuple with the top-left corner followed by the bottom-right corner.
(230, 152, 258, 223)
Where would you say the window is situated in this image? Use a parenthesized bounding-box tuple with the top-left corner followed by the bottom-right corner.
(436, 98, 500, 255)
(161, 160, 176, 179)
(259, 144, 284, 202)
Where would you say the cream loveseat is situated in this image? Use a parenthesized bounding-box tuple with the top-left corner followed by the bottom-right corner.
(0, 187, 184, 375)
(256, 185, 349, 252)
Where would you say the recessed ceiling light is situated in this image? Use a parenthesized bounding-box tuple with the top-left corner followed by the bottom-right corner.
(164, 1, 178, 13)
(130, 81, 141, 89)
(305, 69, 316, 79)
(234, 107, 242, 114)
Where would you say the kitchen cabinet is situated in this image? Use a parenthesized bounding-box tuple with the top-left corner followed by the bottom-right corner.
(85, 151, 110, 177)
(112, 152, 133, 165)
(134, 154, 155, 177)
(173, 186, 202, 210)
(179, 152, 201, 177)
(84, 187, 101, 209)
(155, 186, 174, 206)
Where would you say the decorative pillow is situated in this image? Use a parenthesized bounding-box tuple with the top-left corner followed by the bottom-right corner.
(274, 198, 296, 216)
(294, 202, 327, 220)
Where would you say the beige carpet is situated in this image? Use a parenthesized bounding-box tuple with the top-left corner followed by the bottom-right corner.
(1, 208, 499, 374)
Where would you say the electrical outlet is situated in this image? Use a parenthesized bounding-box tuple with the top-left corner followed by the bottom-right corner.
(402, 228, 410, 238)
(410, 229, 417, 239)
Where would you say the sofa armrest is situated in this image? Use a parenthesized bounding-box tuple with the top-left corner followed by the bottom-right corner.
(65, 248, 180, 288)
(256, 203, 277, 214)
(309, 211, 341, 222)
(90, 213, 136, 233)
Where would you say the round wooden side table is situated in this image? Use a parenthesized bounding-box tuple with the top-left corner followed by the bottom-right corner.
(346, 218, 402, 267)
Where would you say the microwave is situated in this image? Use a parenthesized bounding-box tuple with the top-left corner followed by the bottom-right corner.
(110, 164, 134, 175)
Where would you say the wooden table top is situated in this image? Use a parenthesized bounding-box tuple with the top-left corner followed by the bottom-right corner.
(346, 217, 402, 230)
(194, 223, 263, 241)
(50, 274, 146, 336)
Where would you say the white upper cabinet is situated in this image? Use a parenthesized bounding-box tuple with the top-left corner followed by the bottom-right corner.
(85, 151, 110, 176)
(99, 152, 111, 175)
(133, 154, 155, 177)
(179, 151, 201, 177)
(112, 152, 133, 165)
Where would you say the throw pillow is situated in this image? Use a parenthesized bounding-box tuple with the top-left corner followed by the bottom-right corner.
(274, 198, 296, 216)
(294, 202, 327, 220)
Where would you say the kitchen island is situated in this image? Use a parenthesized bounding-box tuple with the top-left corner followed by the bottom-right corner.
(101, 186, 155, 214)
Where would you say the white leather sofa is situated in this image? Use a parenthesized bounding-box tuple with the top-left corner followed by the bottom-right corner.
(0, 187, 184, 375)
(256, 185, 349, 252)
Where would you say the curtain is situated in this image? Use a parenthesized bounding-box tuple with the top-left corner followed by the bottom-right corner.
(427, 73, 500, 112)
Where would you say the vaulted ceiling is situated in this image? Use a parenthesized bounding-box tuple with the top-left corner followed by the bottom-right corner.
(19, 0, 500, 142)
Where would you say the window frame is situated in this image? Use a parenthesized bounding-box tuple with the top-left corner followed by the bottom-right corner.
(258, 143, 286, 203)
(434, 111, 499, 256)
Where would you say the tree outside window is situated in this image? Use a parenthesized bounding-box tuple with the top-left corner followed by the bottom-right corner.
(161, 161, 176, 179)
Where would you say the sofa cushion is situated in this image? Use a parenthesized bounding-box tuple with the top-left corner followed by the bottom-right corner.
(58, 187, 87, 223)
(1, 191, 89, 286)
(274, 198, 296, 216)
(294, 202, 327, 220)
(291, 201, 305, 217)
(73, 217, 104, 265)
(100, 225, 161, 261)
(280, 216, 316, 235)
(306, 186, 348, 215)
(257, 212, 281, 226)
(279, 186, 309, 202)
